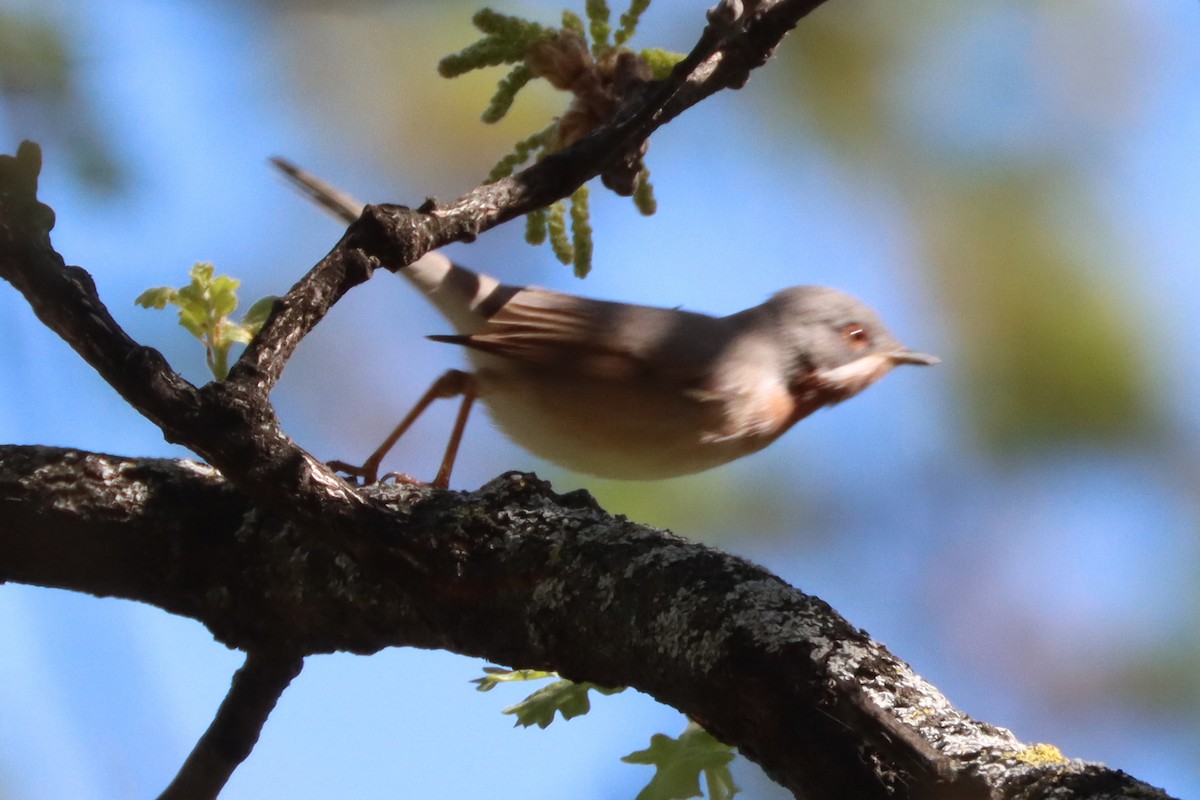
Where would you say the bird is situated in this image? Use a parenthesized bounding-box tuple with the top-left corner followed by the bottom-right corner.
(273, 158, 939, 487)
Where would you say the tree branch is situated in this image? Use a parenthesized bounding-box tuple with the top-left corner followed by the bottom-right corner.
(0, 445, 1175, 800)
(158, 651, 304, 800)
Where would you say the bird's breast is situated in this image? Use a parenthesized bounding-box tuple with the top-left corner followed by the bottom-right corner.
(469, 359, 788, 479)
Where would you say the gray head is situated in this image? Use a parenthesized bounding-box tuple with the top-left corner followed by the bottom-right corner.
(762, 286, 938, 402)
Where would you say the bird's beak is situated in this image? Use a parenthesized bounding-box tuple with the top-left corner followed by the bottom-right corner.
(889, 349, 940, 366)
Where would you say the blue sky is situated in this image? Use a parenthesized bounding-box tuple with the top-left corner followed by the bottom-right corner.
(1, 1, 1198, 798)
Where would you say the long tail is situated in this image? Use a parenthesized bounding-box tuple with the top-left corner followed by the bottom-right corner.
(270, 157, 364, 223)
(271, 157, 506, 335)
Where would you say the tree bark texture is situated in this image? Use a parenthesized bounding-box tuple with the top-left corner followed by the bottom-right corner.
(0, 445, 1174, 800)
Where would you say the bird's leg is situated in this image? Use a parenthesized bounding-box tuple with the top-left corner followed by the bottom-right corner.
(432, 380, 477, 489)
(329, 369, 477, 486)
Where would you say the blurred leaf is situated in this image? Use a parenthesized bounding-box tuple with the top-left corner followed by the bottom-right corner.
(0, 10, 69, 94)
(770, 2, 1158, 455)
(622, 723, 738, 800)
(134, 287, 177, 310)
(0, 10, 125, 191)
(241, 296, 279, 334)
(771, 2, 916, 156)
(924, 171, 1154, 451)
(1115, 640, 1200, 715)
(274, 4, 567, 191)
(471, 667, 557, 692)
(502, 678, 625, 729)
(209, 274, 242, 319)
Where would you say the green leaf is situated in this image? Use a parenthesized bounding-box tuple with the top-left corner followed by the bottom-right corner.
(502, 679, 624, 728)
(175, 281, 204, 307)
(134, 287, 177, 309)
(622, 723, 739, 800)
(471, 667, 557, 692)
(136, 262, 267, 380)
(222, 321, 254, 346)
(209, 274, 241, 318)
(569, 184, 593, 278)
(639, 48, 686, 80)
(177, 304, 206, 339)
(615, 0, 651, 46)
(546, 200, 571, 265)
(189, 261, 216, 283)
(241, 295, 277, 335)
(585, 0, 612, 55)
(561, 9, 586, 37)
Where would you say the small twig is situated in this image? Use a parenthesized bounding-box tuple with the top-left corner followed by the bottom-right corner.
(157, 650, 304, 800)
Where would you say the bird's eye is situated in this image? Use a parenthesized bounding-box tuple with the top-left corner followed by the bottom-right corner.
(841, 323, 870, 350)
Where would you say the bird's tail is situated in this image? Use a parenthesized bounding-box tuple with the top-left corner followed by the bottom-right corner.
(270, 157, 363, 223)
(271, 157, 503, 334)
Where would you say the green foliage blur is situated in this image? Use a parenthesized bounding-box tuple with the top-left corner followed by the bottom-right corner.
(0, 9, 123, 191)
(775, 2, 1156, 452)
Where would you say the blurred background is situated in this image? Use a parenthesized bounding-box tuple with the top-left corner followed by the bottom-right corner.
(0, 0, 1197, 798)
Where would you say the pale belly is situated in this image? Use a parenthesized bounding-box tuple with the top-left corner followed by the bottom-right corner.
(472, 364, 778, 479)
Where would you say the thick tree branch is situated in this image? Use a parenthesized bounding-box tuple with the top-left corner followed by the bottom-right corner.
(0, 445, 1175, 800)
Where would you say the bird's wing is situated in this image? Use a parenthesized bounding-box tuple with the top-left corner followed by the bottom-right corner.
(429, 287, 728, 385)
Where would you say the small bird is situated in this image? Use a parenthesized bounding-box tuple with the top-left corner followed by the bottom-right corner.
(274, 159, 939, 487)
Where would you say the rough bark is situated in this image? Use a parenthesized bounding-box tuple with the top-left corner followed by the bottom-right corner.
(0, 445, 1174, 800)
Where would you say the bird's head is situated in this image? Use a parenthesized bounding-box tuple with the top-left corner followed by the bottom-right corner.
(766, 286, 938, 403)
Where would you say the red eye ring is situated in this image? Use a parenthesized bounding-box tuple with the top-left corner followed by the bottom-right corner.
(841, 323, 870, 350)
